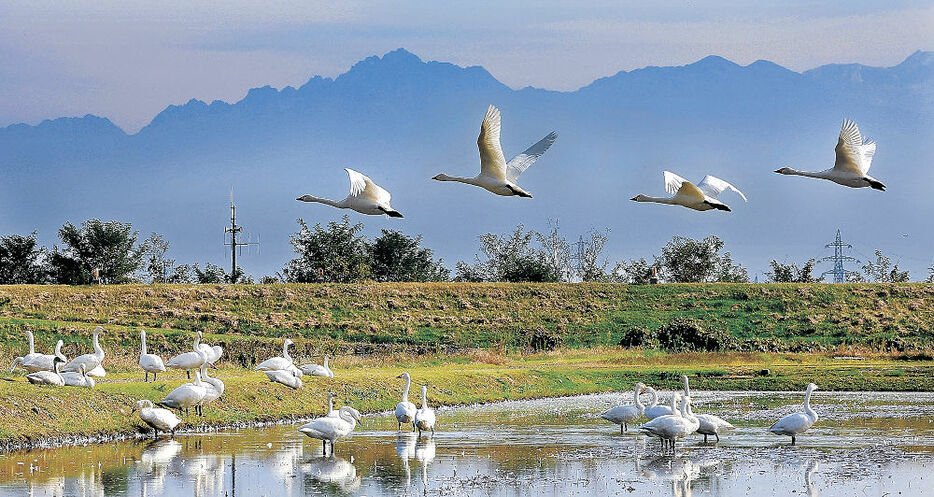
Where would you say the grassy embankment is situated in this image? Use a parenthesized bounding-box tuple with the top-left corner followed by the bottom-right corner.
(0, 283, 932, 450)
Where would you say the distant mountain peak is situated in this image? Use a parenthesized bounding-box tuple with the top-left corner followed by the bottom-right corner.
(686, 55, 741, 70)
(900, 49, 932, 67)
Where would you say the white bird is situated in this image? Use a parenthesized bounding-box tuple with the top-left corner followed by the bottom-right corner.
(61, 364, 95, 388)
(139, 330, 166, 382)
(25, 356, 65, 386)
(300, 355, 334, 377)
(86, 365, 107, 377)
(199, 365, 225, 408)
(695, 413, 735, 443)
(62, 326, 105, 374)
(601, 382, 647, 433)
(165, 331, 207, 379)
(9, 331, 43, 372)
(632, 171, 747, 212)
(159, 371, 208, 415)
(198, 336, 223, 365)
(395, 372, 417, 431)
(255, 338, 295, 371)
(640, 395, 700, 451)
(265, 369, 303, 390)
(432, 105, 557, 198)
(132, 400, 182, 438)
(20, 340, 67, 373)
(769, 383, 819, 445)
(775, 120, 885, 190)
(414, 385, 436, 436)
(298, 405, 362, 456)
(324, 391, 339, 418)
(644, 387, 674, 420)
(298, 168, 403, 217)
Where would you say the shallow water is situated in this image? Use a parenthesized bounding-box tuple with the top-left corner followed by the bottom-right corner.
(1, 391, 933, 496)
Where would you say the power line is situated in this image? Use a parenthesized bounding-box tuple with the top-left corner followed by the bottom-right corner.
(818, 229, 859, 283)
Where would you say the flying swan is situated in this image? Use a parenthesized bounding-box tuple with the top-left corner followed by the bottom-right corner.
(298, 168, 403, 217)
(775, 120, 884, 190)
(632, 171, 747, 212)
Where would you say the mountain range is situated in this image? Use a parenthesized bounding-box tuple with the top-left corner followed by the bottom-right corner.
(2, 48, 932, 279)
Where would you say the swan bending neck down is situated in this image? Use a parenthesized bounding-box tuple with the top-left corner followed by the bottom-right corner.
(133, 400, 182, 438)
(769, 383, 819, 445)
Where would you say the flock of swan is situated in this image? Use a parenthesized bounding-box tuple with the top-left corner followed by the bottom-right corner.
(297, 106, 883, 218)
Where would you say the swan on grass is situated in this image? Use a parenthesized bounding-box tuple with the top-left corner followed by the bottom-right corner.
(62, 327, 105, 375)
(433, 105, 557, 198)
(165, 331, 207, 379)
(256, 338, 295, 371)
(265, 369, 303, 390)
(632, 171, 747, 212)
(139, 330, 166, 382)
(20, 340, 67, 373)
(414, 385, 436, 436)
(199, 365, 224, 409)
(10, 331, 43, 372)
(769, 383, 819, 445)
(26, 356, 65, 386)
(775, 120, 885, 190)
(644, 387, 674, 420)
(395, 372, 418, 431)
(601, 382, 647, 433)
(300, 355, 334, 377)
(198, 336, 223, 365)
(298, 405, 362, 456)
(159, 371, 208, 415)
(298, 168, 403, 218)
(61, 364, 95, 388)
(133, 400, 182, 438)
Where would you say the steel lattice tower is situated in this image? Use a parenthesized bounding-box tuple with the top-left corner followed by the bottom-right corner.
(819, 229, 859, 283)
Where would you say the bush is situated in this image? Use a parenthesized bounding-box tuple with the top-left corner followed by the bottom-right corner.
(528, 327, 563, 352)
(618, 326, 656, 348)
(655, 318, 733, 352)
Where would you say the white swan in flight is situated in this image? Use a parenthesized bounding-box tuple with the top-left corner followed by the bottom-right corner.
(769, 383, 819, 445)
(298, 168, 403, 217)
(433, 105, 557, 198)
(62, 327, 105, 375)
(133, 400, 182, 438)
(395, 372, 417, 431)
(601, 382, 647, 433)
(632, 171, 747, 212)
(139, 330, 166, 382)
(776, 120, 884, 190)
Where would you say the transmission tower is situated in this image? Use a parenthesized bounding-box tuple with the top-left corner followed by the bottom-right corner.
(819, 229, 859, 283)
(569, 235, 587, 277)
(224, 190, 259, 283)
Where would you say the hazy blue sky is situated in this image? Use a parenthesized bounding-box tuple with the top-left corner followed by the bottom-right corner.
(1, 1, 931, 132)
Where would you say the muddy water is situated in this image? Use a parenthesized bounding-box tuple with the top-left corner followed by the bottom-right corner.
(1, 391, 933, 496)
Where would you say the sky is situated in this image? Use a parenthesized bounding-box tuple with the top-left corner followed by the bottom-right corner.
(1, 1, 932, 133)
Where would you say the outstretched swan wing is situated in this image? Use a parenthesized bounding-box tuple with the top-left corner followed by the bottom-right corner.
(477, 105, 507, 180)
(506, 131, 557, 182)
(663, 171, 690, 195)
(345, 168, 391, 203)
(833, 119, 876, 175)
(698, 175, 747, 202)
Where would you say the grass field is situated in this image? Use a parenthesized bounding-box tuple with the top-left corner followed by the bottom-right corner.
(0, 282, 932, 450)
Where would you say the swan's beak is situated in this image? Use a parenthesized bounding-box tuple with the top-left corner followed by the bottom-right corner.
(431, 174, 443, 181)
(396, 374, 404, 379)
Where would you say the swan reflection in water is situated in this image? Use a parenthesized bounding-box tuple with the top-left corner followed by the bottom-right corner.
(639, 454, 725, 497)
(138, 439, 182, 495)
(415, 436, 436, 492)
(301, 455, 361, 494)
(396, 432, 417, 490)
(805, 460, 819, 497)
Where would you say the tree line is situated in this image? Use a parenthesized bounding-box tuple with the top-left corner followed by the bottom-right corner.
(0, 217, 922, 284)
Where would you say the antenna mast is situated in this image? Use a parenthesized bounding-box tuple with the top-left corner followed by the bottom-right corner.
(224, 189, 259, 283)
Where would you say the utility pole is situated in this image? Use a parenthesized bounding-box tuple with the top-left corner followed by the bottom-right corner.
(224, 190, 259, 283)
(819, 229, 859, 283)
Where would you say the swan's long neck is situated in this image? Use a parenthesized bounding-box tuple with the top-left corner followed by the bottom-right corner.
(340, 410, 358, 428)
(194, 372, 202, 386)
(421, 387, 428, 408)
(670, 396, 680, 415)
(324, 356, 329, 369)
(92, 330, 103, 358)
(633, 386, 644, 409)
(327, 394, 334, 413)
(26, 332, 35, 354)
(645, 388, 658, 408)
(193, 333, 201, 351)
(682, 377, 691, 398)
(804, 387, 817, 421)
(53, 361, 61, 375)
(402, 376, 411, 402)
(55, 341, 64, 360)
(299, 195, 344, 208)
(283, 341, 291, 361)
(633, 195, 676, 205)
(434, 174, 481, 186)
(141, 331, 148, 355)
(779, 168, 828, 179)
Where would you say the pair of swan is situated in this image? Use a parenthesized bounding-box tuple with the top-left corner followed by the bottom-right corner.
(62, 326, 107, 377)
(296, 105, 557, 217)
(298, 405, 362, 456)
(257, 338, 305, 388)
(25, 357, 94, 388)
(640, 393, 699, 450)
(601, 382, 648, 433)
(769, 383, 819, 445)
(776, 120, 884, 190)
(11, 332, 67, 373)
(133, 400, 182, 437)
(300, 356, 334, 377)
(159, 371, 208, 415)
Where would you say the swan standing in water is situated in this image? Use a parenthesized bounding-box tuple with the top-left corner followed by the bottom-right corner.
(265, 369, 303, 389)
(300, 355, 334, 377)
(159, 371, 208, 415)
(298, 168, 403, 217)
(414, 385, 436, 436)
(62, 327, 105, 375)
(298, 405, 362, 456)
(139, 330, 166, 382)
(640, 395, 699, 451)
(20, 340, 67, 373)
(165, 331, 207, 379)
(644, 387, 674, 420)
(132, 400, 182, 438)
(601, 382, 647, 433)
(61, 364, 95, 388)
(395, 372, 417, 431)
(775, 120, 884, 190)
(199, 365, 225, 409)
(432, 105, 557, 198)
(769, 383, 819, 445)
(26, 356, 65, 386)
(632, 171, 747, 212)
(680, 375, 736, 442)
(10, 331, 43, 372)
(255, 338, 295, 371)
